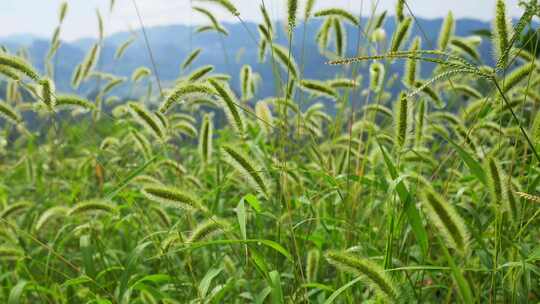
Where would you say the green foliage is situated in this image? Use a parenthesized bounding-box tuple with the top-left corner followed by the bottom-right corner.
(314, 8, 359, 26)
(438, 11, 454, 50)
(325, 251, 399, 301)
(0, 1, 539, 303)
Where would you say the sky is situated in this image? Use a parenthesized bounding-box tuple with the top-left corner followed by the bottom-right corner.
(0, 0, 526, 41)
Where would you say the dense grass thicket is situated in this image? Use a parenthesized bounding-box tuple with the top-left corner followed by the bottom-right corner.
(1, 0, 540, 303)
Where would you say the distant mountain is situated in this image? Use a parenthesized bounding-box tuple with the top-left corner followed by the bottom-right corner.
(0, 17, 496, 100)
(0, 33, 42, 45)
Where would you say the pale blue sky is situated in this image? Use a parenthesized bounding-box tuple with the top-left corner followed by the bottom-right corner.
(0, 0, 526, 41)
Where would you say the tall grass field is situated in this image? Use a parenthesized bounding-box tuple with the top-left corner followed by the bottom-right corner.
(0, 0, 540, 303)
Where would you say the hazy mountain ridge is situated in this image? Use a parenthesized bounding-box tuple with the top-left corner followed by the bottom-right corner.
(1, 17, 495, 98)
